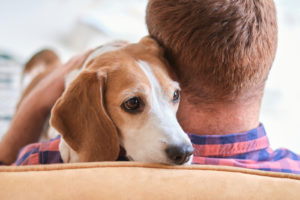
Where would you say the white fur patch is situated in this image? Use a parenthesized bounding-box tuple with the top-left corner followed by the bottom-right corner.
(59, 137, 80, 163)
(47, 126, 60, 139)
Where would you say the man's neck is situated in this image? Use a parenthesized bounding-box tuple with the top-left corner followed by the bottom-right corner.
(177, 95, 262, 135)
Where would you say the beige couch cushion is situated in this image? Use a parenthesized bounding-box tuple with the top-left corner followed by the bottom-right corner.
(1, 162, 300, 200)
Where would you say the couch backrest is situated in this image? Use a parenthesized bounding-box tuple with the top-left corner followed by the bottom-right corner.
(1, 162, 300, 200)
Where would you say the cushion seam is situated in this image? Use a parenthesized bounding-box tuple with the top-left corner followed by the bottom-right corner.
(1, 162, 300, 180)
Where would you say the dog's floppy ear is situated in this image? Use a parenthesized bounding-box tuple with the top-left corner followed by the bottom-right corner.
(50, 70, 119, 162)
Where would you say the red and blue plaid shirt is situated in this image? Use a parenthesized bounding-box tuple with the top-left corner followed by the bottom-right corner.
(12, 136, 128, 166)
(13, 136, 63, 166)
(189, 124, 300, 174)
(8, 124, 300, 174)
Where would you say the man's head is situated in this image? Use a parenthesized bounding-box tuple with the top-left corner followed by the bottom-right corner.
(146, 0, 277, 105)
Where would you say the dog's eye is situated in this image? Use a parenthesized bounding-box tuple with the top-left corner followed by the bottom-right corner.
(173, 89, 180, 103)
(121, 97, 144, 114)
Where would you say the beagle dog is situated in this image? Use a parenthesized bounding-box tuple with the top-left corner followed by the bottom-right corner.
(24, 37, 194, 165)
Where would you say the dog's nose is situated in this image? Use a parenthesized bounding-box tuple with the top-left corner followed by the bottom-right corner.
(165, 145, 194, 165)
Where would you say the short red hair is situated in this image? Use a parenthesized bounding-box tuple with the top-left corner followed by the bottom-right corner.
(146, 0, 277, 104)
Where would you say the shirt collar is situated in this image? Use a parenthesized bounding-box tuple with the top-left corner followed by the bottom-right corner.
(188, 124, 270, 157)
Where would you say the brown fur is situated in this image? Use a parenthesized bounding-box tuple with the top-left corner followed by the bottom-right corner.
(146, 0, 278, 104)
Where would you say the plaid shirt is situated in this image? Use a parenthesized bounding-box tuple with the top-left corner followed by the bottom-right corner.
(189, 124, 300, 174)
(6, 124, 300, 174)
(13, 136, 63, 166)
(12, 136, 128, 166)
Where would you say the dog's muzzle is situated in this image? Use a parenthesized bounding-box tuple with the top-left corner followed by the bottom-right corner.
(165, 144, 194, 165)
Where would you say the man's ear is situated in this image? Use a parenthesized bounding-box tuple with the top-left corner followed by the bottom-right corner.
(50, 70, 120, 162)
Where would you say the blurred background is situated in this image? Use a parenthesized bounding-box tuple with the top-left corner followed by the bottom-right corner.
(0, 0, 299, 152)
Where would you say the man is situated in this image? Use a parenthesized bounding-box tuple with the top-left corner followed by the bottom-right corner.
(146, 0, 300, 173)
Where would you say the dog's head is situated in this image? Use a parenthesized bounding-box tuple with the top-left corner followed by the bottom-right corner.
(50, 37, 193, 165)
